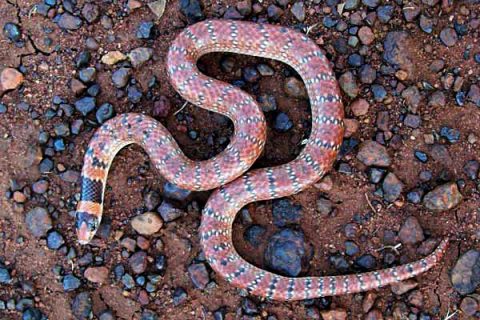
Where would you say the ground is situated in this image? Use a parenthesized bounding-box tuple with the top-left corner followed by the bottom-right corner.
(0, 0, 480, 319)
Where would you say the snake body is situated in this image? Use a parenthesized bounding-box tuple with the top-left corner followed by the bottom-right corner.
(75, 20, 448, 301)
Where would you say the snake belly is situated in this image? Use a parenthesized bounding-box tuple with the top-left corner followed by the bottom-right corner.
(75, 19, 448, 301)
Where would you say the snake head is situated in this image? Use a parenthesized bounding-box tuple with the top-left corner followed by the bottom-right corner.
(75, 211, 100, 244)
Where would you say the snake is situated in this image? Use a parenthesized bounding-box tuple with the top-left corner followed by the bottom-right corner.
(75, 19, 449, 301)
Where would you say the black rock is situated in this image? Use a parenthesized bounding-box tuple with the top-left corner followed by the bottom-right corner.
(111, 68, 131, 88)
(450, 250, 480, 295)
(3, 22, 21, 42)
(414, 150, 428, 163)
(127, 85, 143, 103)
(63, 275, 81, 291)
(47, 231, 65, 250)
(22, 308, 44, 320)
(155, 255, 166, 272)
(244, 225, 266, 247)
(440, 126, 460, 143)
(163, 182, 191, 201)
(242, 298, 259, 315)
(75, 51, 91, 69)
(272, 198, 302, 227)
(274, 112, 293, 132)
(96, 103, 114, 124)
(180, 0, 204, 23)
(75, 97, 96, 116)
(355, 254, 377, 270)
(71, 292, 92, 320)
(329, 255, 349, 272)
(57, 13, 83, 30)
(242, 66, 260, 83)
(172, 287, 188, 306)
(0, 267, 11, 284)
(26, 207, 52, 238)
(136, 21, 154, 39)
(264, 228, 308, 277)
(345, 241, 359, 256)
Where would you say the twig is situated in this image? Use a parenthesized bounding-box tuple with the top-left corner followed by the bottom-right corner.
(443, 309, 458, 320)
(304, 23, 319, 36)
(365, 193, 376, 213)
(375, 243, 402, 255)
(174, 101, 189, 115)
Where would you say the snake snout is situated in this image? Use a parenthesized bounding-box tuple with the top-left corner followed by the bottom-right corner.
(75, 211, 99, 244)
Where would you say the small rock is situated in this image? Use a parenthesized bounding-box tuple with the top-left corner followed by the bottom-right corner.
(404, 114, 421, 128)
(264, 228, 309, 277)
(419, 15, 433, 33)
(391, 279, 418, 295)
(163, 182, 191, 201)
(148, 0, 166, 19)
(257, 94, 277, 112)
(60, 170, 80, 183)
(57, 13, 83, 30)
(399, 216, 424, 244)
(350, 98, 369, 117)
(242, 66, 260, 83)
(428, 91, 446, 107)
(172, 287, 188, 306)
(153, 96, 171, 118)
(284, 77, 307, 98)
(70, 79, 87, 96)
(320, 309, 347, 320)
(257, 64, 274, 76)
(364, 309, 383, 320)
(383, 32, 413, 74)
(359, 65, 376, 84)
(402, 86, 422, 113)
(71, 292, 92, 320)
(157, 201, 185, 222)
(131, 212, 163, 235)
(32, 180, 49, 194)
(382, 172, 403, 202)
(188, 263, 209, 289)
(101, 51, 126, 65)
(63, 275, 81, 291)
(0, 267, 11, 284)
(84, 267, 109, 284)
(82, 3, 100, 23)
(377, 5, 394, 23)
(356, 254, 377, 270)
(237, 0, 252, 16)
(223, 7, 243, 19)
(111, 68, 131, 88)
(1, 68, 24, 91)
(339, 71, 359, 98)
(136, 21, 154, 39)
(464, 160, 479, 180)
(439, 126, 460, 143)
(274, 112, 293, 132)
(439, 27, 458, 47)
(362, 292, 377, 313)
(96, 103, 114, 124)
(3, 22, 21, 42)
(180, 0, 204, 23)
(244, 225, 266, 247)
(128, 47, 153, 68)
(78, 67, 96, 83)
(47, 231, 65, 250)
(272, 198, 302, 226)
(129, 251, 148, 274)
(467, 84, 480, 107)
(423, 182, 463, 211)
(75, 97, 96, 116)
(460, 296, 479, 316)
(345, 241, 360, 256)
(358, 26, 374, 45)
(403, 4, 421, 21)
(450, 250, 480, 295)
(242, 298, 259, 315)
(316, 197, 333, 216)
(291, 1, 305, 22)
(267, 5, 284, 21)
(26, 207, 52, 238)
(357, 141, 391, 167)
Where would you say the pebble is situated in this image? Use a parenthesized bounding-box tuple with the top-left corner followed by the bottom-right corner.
(257, 94, 277, 112)
(419, 15, 433, 33)
(78, 67, 96, 83)
(121, 273, 135, 289)
(401, 86, 422, 113)
(99, 310, 115, 320)
(163, 182, 191, 201)
(84, 267, 109, 283)
(460, 296, 479, 316)
(237, 0, 252, 16)
(267, 5, 284, 21)
(428, 91, 446, 107)
(451, 250, 480, 294)
(0, 267, 11, 284)
(264, 228, 308, 277)
(439, 27, 458, 47)
(3, 22, 21, 42)
(223, 7, 243, 19)
(244, 225, 266, 247)
(350, 98, 369, 117)
(423, 182, 463, 211)
(467, 84, 480, 107)
(111, 68, 131, 88)
(399, 216, 424, 244)
(272, 198, 302, 226)
(75, 97, 96, 116)
(180, 0, 204, 23)
(439, 126, 460, 143)
(404, 114, 421, 129)
(329, 255, 349, 272)
(128, 47, 153, 68)
(60, 170, 80, 183)
(339, 71, 359, 98)
(316, 197, 333, 217)
(82, 3, 99, 23)
(188, 263, 210, 289)
(363, 0, 380, 7)
(362, 292, 377, 313)
(39, 158, 53, 173)
(148, 0, 166, 18)
(57, 13, 83, 30)
(383, 32, 412, 73)
(242, 298, 259, 315)
(54, 123, 70, 137)
(242, 66, 260, 83)
(358, 26, 374, 45)
(127, 85, 142, 103)
(364, 310, 383, 320)
(131, 212, 163, 235)
(359, 65, 376, 84)
(157, 201, 185, 222)
(96, 103, 114, 124)
(403, 4, 421, 21)
(26, 207, 52, 238)
(155, 255, 166, 272)
(153, 96, 171, 118)
(345, 241, 360, 256)
(70, 79, 87, 96)
(348, 54, 364, 67)
(172, 287, 188, 306)
(136, 21, 154, 39)
(129, 251, 148, 274)
(377, 5, 393, 23)
(47, 231, 65, 250)
(1, 68, 24, 91)
(274, 112, 293, 132)
(13, 191, 26, 203)
(463, 160, 479, 180)
(291, 1, 305, 22)
(356, 254, 377, 270)
(382, 172, 403, 202)
(0, 103, 6, 113)
(71, 292, 92, 320)
(357, 141, 391, 167)
(371, 85, 387, 102)
(63, 275, 81, 291)
(284, 77, 307, 98)
(32, 180, 49, 194)
(257, 64, 274, 76)
(101, 51, 127, 65)
(320, 309, 347, 320)
(22, 308, 45, 320)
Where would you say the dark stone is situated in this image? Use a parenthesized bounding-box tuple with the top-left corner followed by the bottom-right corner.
(0, 267, 11, 284)
(368, 168, 386, 184)
(63, 275, 81, 291)
(81, 3, 100, 23)
(439, 126, 460, 143)
(0, 103, 6, 113)
(121, 274, 135, 289)
(26, 207, 52, 238)
(127, 85, 143, 103)
(264, 228, 309, 277)
(359, 65, 376, 84)
(267, 5, 284, 21)
(172, 287, 188, 306)
(323, 16, 338, 28)
(71, 292, 92, 320)
(382, 172, 403, 202)
(403, 4, 420, 21)
(96, 103, 114, 124)
(223, 7, 243, 19)
(347, 54, 364, 67)
(144, 190, 161, 211)
(22, 308, 44, 320)
(450, 250, 480, 295)
(244, 225, 266, 247)
(129, 251, 148, 274)
(362, 0, 380, 8)
(329, 255, 349, 272)
(39, 158, 53, 173)
(402, 86, 422, 113)
(57, 13, 83, 30)
(383, 32, 413, 74)
(356, 254, 377, 270)
(467, 84, 480, 107)
(155, 255, 166, 272)
(423, 182, 463, 211)
(54, 123, 70, 137)
(242, 298, 259, 315)
(242, 66, 260, 83)
(406, 189, 423, 204)
(404, 114, 421, 128)
(157, 201, 185, 222)
(399, 216, 424, 244)
(257, 94, 277, 112)
(75, 51, 91, 69)
(180, 0, 204, 23)
(47, 231, 65, 250)
(357, 141, 391, 167)
(136, 21, 154, 39)
(188, 263, 209, 289)
(345, 241, 359, 256)
(371, 85, 387, 102)
(74, 97, 96, 116)
(274, 112, 293, 132)
(377, 5, 393, 23)
(464, 160, 479, 180)
(163, 182, 191, 201)
(419, 15, 433, 33)
(78, 68, 96, 83)
(439, 28, 458, 47)
(152, 96, 171, 118)
(111, 68, 131, 88)
(414, 150, 428, 163)
(3, 23, 21, 42)
(272, 198, 302, 227)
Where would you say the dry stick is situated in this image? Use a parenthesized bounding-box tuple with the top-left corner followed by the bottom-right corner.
(174, 101, 189, 116)
(365, 193, 377, 213)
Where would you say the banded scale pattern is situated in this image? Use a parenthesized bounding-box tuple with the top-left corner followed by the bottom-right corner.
(75, 19, 449, 300)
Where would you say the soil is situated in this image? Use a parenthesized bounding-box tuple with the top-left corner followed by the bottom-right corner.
(0, 0, 479, 319)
